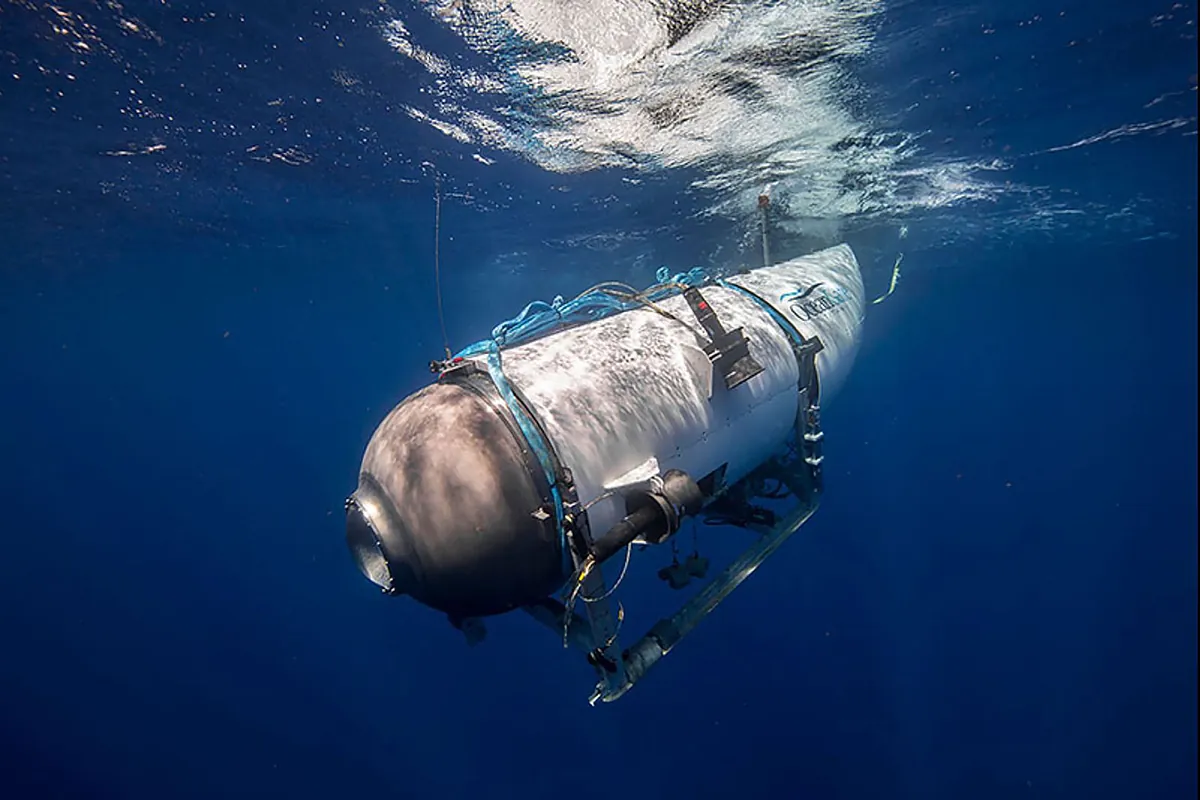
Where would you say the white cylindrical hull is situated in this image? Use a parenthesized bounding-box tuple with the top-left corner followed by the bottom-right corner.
(471, 244, 865, 537)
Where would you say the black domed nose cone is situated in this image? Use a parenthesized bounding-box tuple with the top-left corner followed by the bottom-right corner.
(347, 380, 567, 618)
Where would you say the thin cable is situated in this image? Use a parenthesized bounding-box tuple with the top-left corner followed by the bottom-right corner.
(593, 287, 696, 332)
(433, 171, 452, 360)
(559, 545, 634, 648)
(582, 544, 633, 603)
(580, 490, 617, 513)
(561, 559, 593, 647)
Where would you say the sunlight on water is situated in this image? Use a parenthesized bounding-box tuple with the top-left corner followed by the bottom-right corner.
(4, 0, 1193, 260)
(380, 0, 1016, 234)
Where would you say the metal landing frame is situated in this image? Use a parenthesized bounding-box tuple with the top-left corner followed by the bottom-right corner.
(523, 490, 820, 704)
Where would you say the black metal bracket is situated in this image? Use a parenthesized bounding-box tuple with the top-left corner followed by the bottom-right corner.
(790, 335, 825, 496)
(683, 286, 765, 391)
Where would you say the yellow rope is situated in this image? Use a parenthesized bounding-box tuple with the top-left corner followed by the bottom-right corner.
(871, 252, 903, 305)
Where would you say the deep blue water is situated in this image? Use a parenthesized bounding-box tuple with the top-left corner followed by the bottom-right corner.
(1, 1, 1196, 799)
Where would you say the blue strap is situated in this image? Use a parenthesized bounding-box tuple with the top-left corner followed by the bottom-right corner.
(717, 279, 808, 352)
(480, 341, 570, 570)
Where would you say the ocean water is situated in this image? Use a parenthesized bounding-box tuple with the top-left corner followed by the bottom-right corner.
(0, 1, 1195, 798)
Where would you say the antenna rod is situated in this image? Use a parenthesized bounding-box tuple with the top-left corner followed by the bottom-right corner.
(757, 193, 771, 268)
(433, 171, 452, 360)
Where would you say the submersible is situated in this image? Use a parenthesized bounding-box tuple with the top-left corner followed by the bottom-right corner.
(345, 242, 865, 704)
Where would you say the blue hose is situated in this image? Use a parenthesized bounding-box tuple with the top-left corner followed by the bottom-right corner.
(454, 265, 709, 358)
